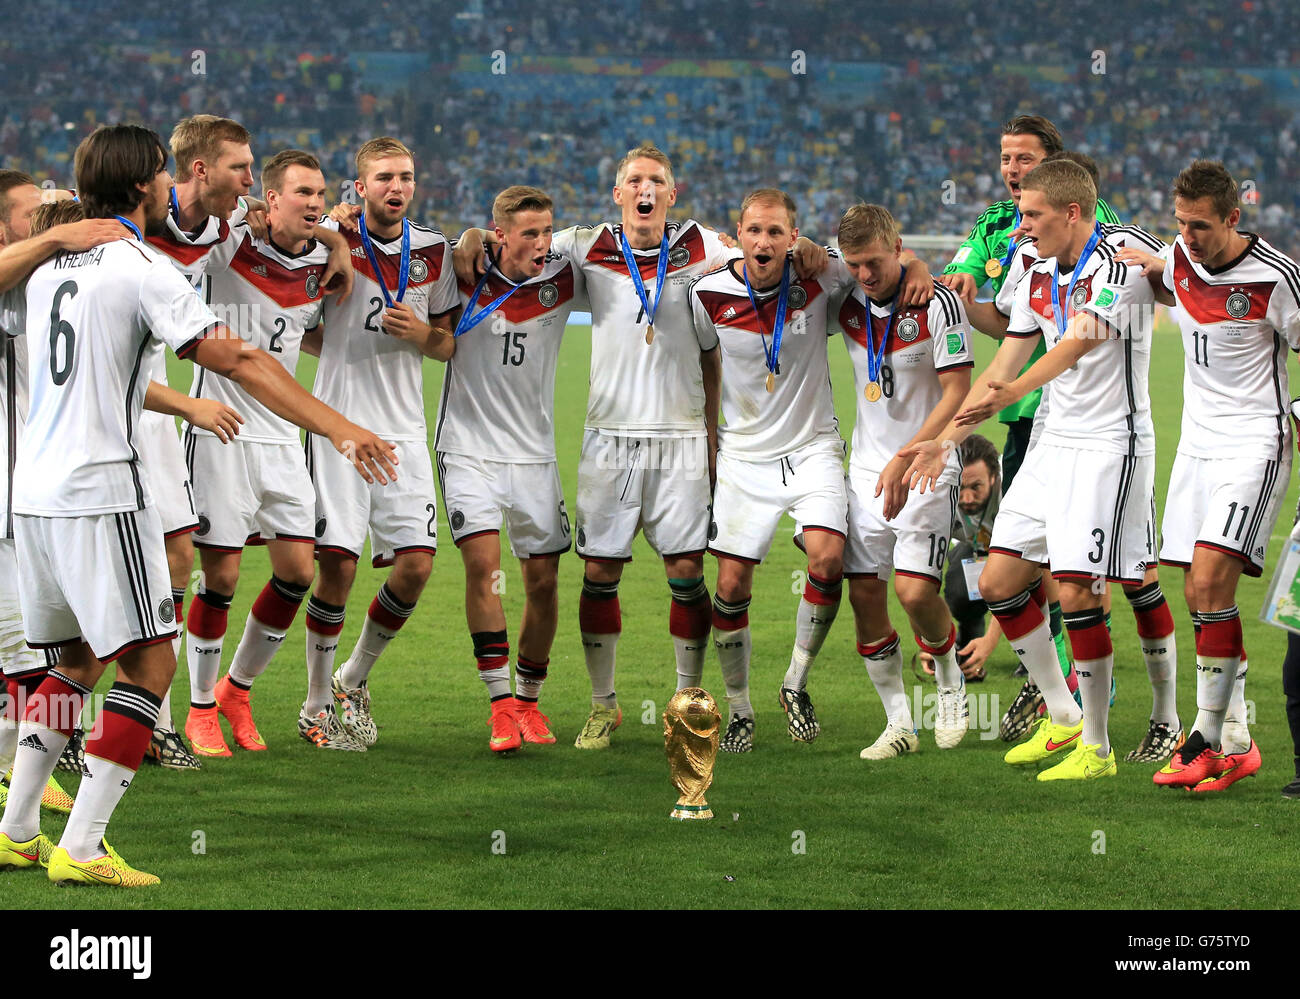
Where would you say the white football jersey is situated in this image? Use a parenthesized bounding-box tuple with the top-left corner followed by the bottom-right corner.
(834, 279, 973, 478)
(146, 201, 245, 383)
(435, 251, 586, 462)
(690, 255, 854, 461)
(314, 218, 458, 441)
(1162, 233, 1300, 461)
(193, 225, 327, 444)
(1006, 225, 1164, 456)
(551, 220, 732, 437)
(14, 235, 218, 517)
(0, 292, 29, 538)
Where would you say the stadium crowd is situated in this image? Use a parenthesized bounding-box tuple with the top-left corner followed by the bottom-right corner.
(2, 1, 1298, 259)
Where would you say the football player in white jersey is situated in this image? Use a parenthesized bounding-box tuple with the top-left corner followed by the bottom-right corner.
(0, 180, 108, 816)
(437, 186, 583, 753)
(828, 204, 975, 760)
(151, 120, 356, 760)
(906, 159, 1161, 782)
(303, 137, 458, 749)
(690, 189, 857, 750)
(0, 125, 394, 885)
(1118, 160, 1300, 791)
(184, 149, 372, 755)
(961, 152, 1184, 764)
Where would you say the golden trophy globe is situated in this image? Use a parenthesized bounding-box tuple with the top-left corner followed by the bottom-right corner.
(663, 687, 721, 820)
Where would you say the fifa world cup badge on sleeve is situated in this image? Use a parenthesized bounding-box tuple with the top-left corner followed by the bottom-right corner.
(1260, 519, 1300, 635)
(663, 688, 720, 820)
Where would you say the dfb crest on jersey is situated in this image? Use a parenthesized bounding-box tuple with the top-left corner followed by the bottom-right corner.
(897, 317, 920, 342)
(1071, 286, 1088, 309)
(787, 285, 807, 310)
(158, 598, 175, 625)
(1226, 291, 1250, 319)
(409, 257, 428, 283)
(668, 245, 691, 268)
(197, 515, 210, 536)
(450, 510, 465, 531)
(538, 283, 558, 308)
(315, 517, 327, 538)
(305, 272, 321, 300)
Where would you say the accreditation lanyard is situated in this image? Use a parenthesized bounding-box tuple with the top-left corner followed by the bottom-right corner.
(358, 216, 411, 308)
(742, 258, 792, 392)
(619, 229, 669, 342)
(454, 254, 521, 338)
(1050, 223, 1103, 336)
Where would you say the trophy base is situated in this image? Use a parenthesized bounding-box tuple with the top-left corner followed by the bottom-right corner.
(670, 803, 713, 821)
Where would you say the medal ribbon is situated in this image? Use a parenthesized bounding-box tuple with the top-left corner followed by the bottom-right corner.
(454, 254, 521, 338)
(1050, 223, 1103, 336)
(619, 229, 669, 332)
(358, 215, 411, 308)
(998, 207, 1021, 270)
(864, 266, 905, 387)
(742, 257, 792, 378)
(113, 215, 142, 241)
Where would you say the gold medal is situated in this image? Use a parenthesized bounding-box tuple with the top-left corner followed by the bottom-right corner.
(765, 371, 776, 393)
(985, 258, 1003, 279)
(645, 323, 655, 345)
(864, 381, 882, 402)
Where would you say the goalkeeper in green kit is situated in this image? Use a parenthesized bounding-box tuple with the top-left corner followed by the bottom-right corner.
(937, 116, 1120, 741)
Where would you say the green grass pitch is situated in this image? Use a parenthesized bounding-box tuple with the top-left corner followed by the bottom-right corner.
(8, 309, 1299, 910)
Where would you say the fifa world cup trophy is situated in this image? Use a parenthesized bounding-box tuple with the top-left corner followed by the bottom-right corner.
(663, 688, 720, 820)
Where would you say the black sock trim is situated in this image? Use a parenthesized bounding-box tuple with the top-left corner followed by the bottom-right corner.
(582, 579, 620, 601)
(1124, 580, 1166, 610)
(270, 575, 310, 604)
(197, 589, 234, 612)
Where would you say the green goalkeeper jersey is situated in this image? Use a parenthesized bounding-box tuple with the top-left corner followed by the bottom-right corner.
(943, 195, 1120, 422)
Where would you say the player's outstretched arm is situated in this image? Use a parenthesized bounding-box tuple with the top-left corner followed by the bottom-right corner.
(877, 367, 970, 520)
(0, 219, 127, 293)
(900, 333, 1039, 492)
(955, 312, 1108, 427)
(144, 381, 244, 443)
(191, 330, 397, 484)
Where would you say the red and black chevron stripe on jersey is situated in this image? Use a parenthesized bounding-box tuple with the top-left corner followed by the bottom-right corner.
(229, 240, 323, 308)
(695, 277, 823, 333)
(1026, 270, 1096, 325)
(587, 223, 706, 280)
(147, 218, 230, 264)
(457, 264, 576, 325)
(1172, 242, 1272, 325)
(343, 228, 445, 288)
(838, 297, 933, 354)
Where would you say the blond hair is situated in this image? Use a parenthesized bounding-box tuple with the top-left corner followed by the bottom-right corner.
(836, 203, 900, 252)
(29, 198, 84, 236)
(169, 115, 251, 184)
(492, 185, 553, 229)
(739, 188, 797, 229)
(355, 137, 415, 180)
(1020, 160, 1097, 219)
(614, 143, 674, 188)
